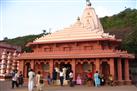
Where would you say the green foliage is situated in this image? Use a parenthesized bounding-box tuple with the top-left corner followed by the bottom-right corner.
(4, 34, 43, 52)
(121, 24, 137, 53)
(101, 8, 137, 54)
(101, 8, 137, 30)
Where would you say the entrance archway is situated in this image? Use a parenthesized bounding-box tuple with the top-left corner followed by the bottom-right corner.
(54, 62, 72, 80)
(101, 62, 110, 79)
(60, 62, 72, 80)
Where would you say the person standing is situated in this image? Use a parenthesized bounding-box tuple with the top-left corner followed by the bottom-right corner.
(11, 70, 19, 88)
(37, 79, 45, 91)
(36, 71, 42, 91)
(69, 70, 74, 87)
(76, 74, 82, 85)
(18, 71, 24, 87)
(47, 72, 51, 85)
(28, 69, 35, 91)
(108, 74, 114, 86)
(36, 71, 41, 86)
(94, 71, 101, 87)
(59, 69, 64, 86)
(52, 69, 57, 85)
(87, 70, 93, 86)
(62, 66, 67, 80)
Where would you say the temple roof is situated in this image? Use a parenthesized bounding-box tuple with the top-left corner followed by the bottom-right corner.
(32, 1, 115, 44)
(16, 50, 135, 59)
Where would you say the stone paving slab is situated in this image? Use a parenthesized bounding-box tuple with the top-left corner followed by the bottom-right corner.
(9, 85, 137, 91)
(0, 81, 137, 91)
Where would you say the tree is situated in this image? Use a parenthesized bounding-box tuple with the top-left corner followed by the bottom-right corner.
(42, 30, 46, 35)
(3, 37, 8, 41)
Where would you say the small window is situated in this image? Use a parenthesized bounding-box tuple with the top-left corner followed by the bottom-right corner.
(63, 47, 71, 51)
(84, 46, 93, 50)
(42, 64, 49, 72)
(44, 48, 52, 52)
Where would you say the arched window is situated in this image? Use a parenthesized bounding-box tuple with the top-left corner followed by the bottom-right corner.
(42, 63, 49, 72)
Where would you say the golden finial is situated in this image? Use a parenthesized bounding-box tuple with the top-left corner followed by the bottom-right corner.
(86, 0, 91, 6)
(77, 16, 80, 21)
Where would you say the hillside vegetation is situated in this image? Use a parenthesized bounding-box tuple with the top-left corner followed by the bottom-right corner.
(3, 8, 137, 54)
(100, 8, 137, 54)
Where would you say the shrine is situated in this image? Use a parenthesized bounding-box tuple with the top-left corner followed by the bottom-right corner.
(16, 0, 134, 85)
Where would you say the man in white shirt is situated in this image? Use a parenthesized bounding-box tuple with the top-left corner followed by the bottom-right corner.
(28, 69, 35, 91)
(12, 70, 19, 88)
(59, 69, 64, 86)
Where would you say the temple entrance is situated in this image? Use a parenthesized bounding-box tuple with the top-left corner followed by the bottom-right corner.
(76, 62, 94, 83)
(54, 62, 72, 80)
(33, 61, 50, 78)
(59, 62, 72, 70)
(60, 62, 72, 80)
(25, 63, 31, 78)
(101, 62, 110, 80)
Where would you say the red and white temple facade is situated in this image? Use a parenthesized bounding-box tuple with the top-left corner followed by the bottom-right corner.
(17, 1, 134, 85)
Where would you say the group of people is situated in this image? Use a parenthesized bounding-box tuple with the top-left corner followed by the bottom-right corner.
(11, 70, 24, 88)
(27, 68, 114, 91)
(52, 67, 74, 87)
(27, 67, 74, 91)
(75, 70, 102, 87)
(75, 70, 114, 87)
(28, 69, 45, 91)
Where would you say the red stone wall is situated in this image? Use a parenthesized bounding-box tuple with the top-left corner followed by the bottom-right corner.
(31, 41, 117, 55)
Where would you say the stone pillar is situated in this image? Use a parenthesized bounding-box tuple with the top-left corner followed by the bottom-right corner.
(125, 59, 130, 80)
(24, 62, 27, 78)
(30, 60, 35, 70)
(49, 59, 53, 78)
(109, 58, 115, 79)
(0, 49, 7, 77)
(118, 58, 122, 80)
(72, 59, 76, 80)
(117, 58, 123, 85)
(6, 53, 12, 75)
(95, 58, 100, 72)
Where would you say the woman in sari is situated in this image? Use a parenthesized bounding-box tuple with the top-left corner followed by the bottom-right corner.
(94, 71, 101, 87)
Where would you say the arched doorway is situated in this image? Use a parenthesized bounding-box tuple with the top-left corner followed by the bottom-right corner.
(101, 62, 110, 79)
(42, 62, 50, 77)
(54, 62, 72, 80)
(83, 62, 94, 72)
(59, 62, 72, 80)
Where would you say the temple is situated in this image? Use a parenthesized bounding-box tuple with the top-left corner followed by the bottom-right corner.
(16, 1, 134, 85)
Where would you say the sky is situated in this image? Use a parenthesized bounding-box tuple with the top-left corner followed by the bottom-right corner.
(0, 0, 137, 40)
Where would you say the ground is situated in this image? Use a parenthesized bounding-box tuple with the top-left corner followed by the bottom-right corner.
(0, 80, 137, 91)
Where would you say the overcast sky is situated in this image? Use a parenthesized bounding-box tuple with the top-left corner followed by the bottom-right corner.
(0, 0, 137, 40)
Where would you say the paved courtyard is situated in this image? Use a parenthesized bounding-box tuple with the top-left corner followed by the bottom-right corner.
(0, 81, 137, 91)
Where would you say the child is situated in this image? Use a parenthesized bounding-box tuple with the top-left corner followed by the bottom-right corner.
(37, 79, 45, 91)
(76, 74, 82, 85)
